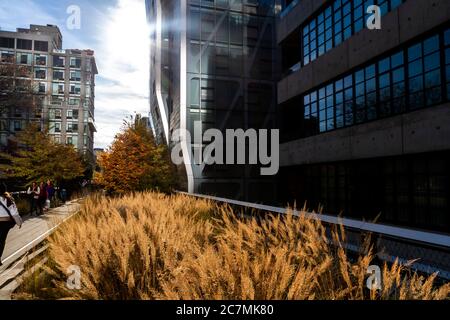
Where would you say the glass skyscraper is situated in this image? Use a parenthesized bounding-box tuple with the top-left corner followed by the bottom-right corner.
(148, 0, 450, 234)
(146, 0, 279, 201)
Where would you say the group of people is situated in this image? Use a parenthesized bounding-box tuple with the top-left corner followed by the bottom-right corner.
(27, 180, 58, 216)
(0, 180, 76, 266)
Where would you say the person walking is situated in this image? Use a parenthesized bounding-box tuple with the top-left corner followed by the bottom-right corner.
(81, 179, 88, 197)
(59, 182, 67, 204)
(0, 183, 23, 266)
(38, 181, 47, 215)
(45, 180, 55, 209)
(27, 182, 40, 217)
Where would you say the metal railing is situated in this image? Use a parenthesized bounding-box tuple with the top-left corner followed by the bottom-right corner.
(180, 192, 450, 280)
(0, 200, 81, 298)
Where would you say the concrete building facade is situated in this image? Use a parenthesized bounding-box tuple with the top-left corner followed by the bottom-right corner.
(146, 0, 449, 234)
(0, 24, 98, 167)
(277, 0, 450, 233)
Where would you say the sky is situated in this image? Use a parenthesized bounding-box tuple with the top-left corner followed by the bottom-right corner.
(0, 0, 150, 149)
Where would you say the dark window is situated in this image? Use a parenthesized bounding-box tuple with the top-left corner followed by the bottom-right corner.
(408, 34, 442, 109)
(215, 46, 229, 75)
(229, 46, 243, 76)
(216, 12, 229, 43)
(70, 71, 81, 81)
(18, 53, 29, 64)
(14, 120, 22, 131)
(189, 78, 200, 108)
(34, 41, 48, 52)
(445, 29, 450, 100)
(189, 8, 201, 41)
(35, 68, 46, 79)
(188, 43, 200, 73)
(53, 70, 65, 81)
(292, 27, 447, 140)
(201, 44, 215, 75)
(70, 84, 81, 95)
(300, 0, 406, 67)
(16, 38, 32, 50)
(70, 57, 81, 68)
(201, 10, 215, 40)
(67, 123, 78, 132)
(35, 54, 47, 66)
(0, 51, 14, 63)
(0, 37, 14, 48)
(279, 152, 450, 233)
(230, 13, 243, 45)
(53, 56, 65, 67)
(38, 83, 46, 93)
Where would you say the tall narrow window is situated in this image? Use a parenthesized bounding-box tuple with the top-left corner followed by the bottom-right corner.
(34, 41, 48, 52)
(17, 39, 32, 50)
(53, 56, 65, 67)
(70, 57, 81, 68)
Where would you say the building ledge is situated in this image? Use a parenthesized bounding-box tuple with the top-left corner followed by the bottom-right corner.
(280, 103, 450, 167)
(278, 0, 450, 104)
(277, 0, 327, 45)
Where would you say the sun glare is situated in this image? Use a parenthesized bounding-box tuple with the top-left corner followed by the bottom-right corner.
(101, 0, 149, 95)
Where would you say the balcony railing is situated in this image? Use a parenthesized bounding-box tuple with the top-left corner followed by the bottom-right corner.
(88, 117, 97, 132)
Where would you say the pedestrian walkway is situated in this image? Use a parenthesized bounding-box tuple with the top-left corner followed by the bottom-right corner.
(0, 199, 81, 274)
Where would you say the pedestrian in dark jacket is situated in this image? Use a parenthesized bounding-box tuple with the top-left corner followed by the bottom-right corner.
(46, 180, 55, 209)
(27, 182, 40, 216)
(59, 182, 67, 203)
(38, 181, 47, 215)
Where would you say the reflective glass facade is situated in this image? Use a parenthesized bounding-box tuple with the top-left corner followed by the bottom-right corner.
(148, 0, 450, 232)
(279, 0, 299, 18)
(302, 0, 405, 66)
(147, 0, 279, 201)
(186, 0, 278, 200)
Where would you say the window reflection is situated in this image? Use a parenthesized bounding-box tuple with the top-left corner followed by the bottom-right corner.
(297, 28, 449, 139)
(301, 0, 406, 68)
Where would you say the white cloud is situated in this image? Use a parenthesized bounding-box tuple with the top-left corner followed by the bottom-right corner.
(92, 0, 150, 149)
(0, 0, 58, 32)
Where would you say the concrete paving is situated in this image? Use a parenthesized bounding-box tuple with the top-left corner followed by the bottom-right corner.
(0, 200, 81, 273)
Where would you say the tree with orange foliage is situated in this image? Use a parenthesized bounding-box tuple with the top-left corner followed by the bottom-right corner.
(95, 115, 177, 195)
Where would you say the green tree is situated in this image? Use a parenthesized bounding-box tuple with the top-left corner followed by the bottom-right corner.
(95, 115, 177, 194)
(0, 123, 85, 184)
